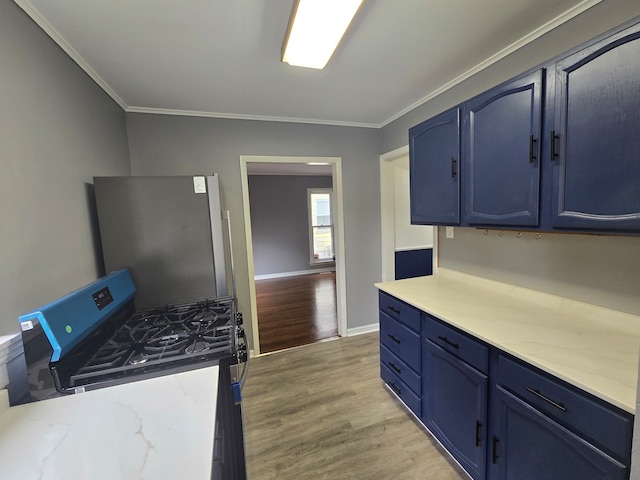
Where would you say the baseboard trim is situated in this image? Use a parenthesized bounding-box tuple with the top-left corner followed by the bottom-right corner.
(254, 267, 336, 280)
(347, 323, 379, 337)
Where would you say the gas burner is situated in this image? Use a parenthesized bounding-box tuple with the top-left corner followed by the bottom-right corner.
(129, 352, 148, 365)
(185, 339, 210, 354)
(162, 326, 190, 337)
(160, 334, 180, 342)
(190, 311, 207, 322)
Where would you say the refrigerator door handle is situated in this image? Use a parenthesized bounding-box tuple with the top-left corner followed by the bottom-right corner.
(206, 175, 229, 298)
(223, 209, 237, 302)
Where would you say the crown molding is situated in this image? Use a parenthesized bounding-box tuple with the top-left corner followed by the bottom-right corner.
(381, 0, 603, 127)
(125, 106, 379, 128)
(14, 0, 128, 110)
(15, 0, 602, 129)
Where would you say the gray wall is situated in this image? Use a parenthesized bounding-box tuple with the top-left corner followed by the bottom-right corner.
(126, 113, 381, 346)
(438, 228, 640, 316)
(0, 2, 131, 336)
(380, 0, 640, 317)
(248, 175, 333, 276)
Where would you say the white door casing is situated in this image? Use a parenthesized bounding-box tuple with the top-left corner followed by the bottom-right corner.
(239, 155, 347, 357)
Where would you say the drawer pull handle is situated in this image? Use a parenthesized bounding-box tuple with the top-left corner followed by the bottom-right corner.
(550, 130, 559, 160)
(438, 335, 459, 349)
(492, 436, 500, 464)
(451, 156, 457, 178)
(529, 134, 537, 163)
(388, 362, 401, 374)
(387, 306, 401, 315)
(526, 387, 567, 412)
(388, 381, 402, 396)
(387, 334, 401, 344)
(475, 421, 482, 447)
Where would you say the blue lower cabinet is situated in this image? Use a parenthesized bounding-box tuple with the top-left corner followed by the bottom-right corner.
(423, 339, 488, 479)
(488, 386, 627, 480)
(497, 354, 633, 462)
(380, 344, 421, 394)
(379, 311, 421, 372)
(377, 292, 632, 480)
(379, 294, 422, 418)
(380, 362, 421, 417)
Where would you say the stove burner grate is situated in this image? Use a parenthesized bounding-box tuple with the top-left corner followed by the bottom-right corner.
(71, 298, 235, 385)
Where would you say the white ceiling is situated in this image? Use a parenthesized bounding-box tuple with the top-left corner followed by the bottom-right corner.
(15, 0, 600, 128)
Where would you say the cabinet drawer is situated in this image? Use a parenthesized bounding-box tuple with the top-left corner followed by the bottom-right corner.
(497, 354, 633, 462)
(379, 291, 421, 333)
(380, 312, 421, 372)
(380, 344, 420, 395)
(381, 362, 421, 417)
(424, 315, 488, 374)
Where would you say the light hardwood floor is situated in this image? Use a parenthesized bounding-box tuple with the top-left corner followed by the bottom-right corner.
(243, 332, 468, 479)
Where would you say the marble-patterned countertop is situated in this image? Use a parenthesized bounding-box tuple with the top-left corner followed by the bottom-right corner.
(0, 365, 219, 480)
(376, 269, 640, 413)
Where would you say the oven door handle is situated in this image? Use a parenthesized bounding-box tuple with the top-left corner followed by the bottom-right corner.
(223, 209, 237, 302)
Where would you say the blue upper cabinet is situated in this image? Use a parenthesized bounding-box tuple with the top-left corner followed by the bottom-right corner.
(464, 70, 543, 226)
(408, 18, 640, 234)
(550, 23, 640, 231)
(409, 107, 461, 225)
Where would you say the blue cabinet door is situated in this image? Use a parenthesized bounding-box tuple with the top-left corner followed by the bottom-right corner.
(551, 24, 640, 230)
(488, 386, 627, 480)
(409, 107, 461, 225)
(465, 70, 543, 226)
(423, 340, 487, 479)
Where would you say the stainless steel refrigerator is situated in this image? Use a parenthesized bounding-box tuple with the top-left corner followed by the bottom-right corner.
(93, 174, 230, 309)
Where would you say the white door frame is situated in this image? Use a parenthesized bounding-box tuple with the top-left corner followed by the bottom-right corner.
(380, 145, 438, 282)
(239, 155, 347, 357)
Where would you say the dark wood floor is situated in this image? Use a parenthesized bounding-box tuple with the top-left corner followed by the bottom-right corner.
(255, 272, 338, 354)
(243, 332, 468, 479)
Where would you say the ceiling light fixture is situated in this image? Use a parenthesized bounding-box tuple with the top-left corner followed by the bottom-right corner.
(282, 0, 364, 69)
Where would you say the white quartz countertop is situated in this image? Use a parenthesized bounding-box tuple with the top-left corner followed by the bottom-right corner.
(376, 269, 640, 413)
(0, 365, 219, 480)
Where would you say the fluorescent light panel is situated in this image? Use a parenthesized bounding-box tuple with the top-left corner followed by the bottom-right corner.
(282, 0, 364, 69)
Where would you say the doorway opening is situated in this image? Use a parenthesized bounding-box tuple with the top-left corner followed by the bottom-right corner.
(240, 156, 347, 356)
(380, 146, 436, 282)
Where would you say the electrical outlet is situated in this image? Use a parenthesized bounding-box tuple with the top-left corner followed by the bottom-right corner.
(445, 226, 454, 239)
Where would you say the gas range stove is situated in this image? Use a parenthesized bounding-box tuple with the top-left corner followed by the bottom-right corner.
(19, 269, 246, 402)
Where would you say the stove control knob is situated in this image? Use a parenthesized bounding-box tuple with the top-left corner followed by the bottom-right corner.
(237, 344, 248, 362)
(235, 312, 243, 326)
(236, 327, 245, 339)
